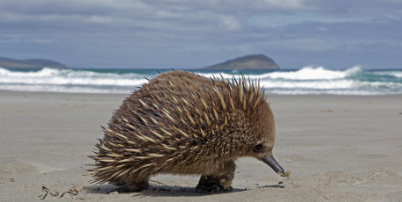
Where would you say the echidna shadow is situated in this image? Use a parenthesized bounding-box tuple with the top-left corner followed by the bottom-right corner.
(87, 183, 249, 197)
(89, 70, 286, 193)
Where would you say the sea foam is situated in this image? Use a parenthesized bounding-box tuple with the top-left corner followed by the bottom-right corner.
(0, 66, 401, 95)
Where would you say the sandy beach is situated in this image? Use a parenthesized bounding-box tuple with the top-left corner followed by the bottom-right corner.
(0, 90, 401, 201)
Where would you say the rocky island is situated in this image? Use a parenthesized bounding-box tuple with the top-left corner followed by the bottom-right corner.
(0, 56, 68, 69)
(201, 54, 279, 70)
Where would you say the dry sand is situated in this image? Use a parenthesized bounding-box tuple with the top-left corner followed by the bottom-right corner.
(0, 91, 401, 201)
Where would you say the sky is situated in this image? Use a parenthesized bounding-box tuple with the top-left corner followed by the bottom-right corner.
(0, 0, 402, 69)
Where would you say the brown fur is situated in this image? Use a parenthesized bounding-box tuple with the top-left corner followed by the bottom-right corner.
(89, 70, 277, 192)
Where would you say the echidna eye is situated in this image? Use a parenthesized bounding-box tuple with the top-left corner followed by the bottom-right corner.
(253, 144, 263, 152)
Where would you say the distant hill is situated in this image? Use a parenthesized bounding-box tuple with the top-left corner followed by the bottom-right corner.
(201, 54, 279, 70)
(0, 56, 68, 69)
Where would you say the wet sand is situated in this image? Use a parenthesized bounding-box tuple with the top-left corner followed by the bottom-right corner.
(0, 91, 401, 201)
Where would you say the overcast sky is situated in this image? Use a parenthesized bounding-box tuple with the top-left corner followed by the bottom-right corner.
(1, 0, 402, 69)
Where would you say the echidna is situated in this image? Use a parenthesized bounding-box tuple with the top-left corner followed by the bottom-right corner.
(89, 70, 286, 193)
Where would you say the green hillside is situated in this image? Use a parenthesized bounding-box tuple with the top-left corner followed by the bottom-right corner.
(0, 57, 68, 69)
(202, 54, 279, 70)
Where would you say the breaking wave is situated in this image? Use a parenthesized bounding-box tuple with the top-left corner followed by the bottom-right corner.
(0, 66, 401, 95)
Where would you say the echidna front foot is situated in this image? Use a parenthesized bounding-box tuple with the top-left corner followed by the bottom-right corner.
(196, 160, 235, 193)
(195, 173, 234, 193)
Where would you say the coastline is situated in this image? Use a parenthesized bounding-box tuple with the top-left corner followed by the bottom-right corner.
(1, 91, 401, 201)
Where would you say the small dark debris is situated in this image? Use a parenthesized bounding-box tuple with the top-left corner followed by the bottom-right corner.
(40, 186, 78, 200)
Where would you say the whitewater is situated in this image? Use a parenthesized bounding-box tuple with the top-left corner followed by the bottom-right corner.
(1, 66, 402, 95)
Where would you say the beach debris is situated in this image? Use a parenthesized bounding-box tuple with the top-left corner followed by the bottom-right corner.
(40, 186, 59, 200)
(40, 185, 78, 200)
(10, 178, 15, 182)
(282, 170, 291, 177)
(59, 186, 79, 198)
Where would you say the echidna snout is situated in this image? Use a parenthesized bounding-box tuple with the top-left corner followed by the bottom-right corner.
(88, 70, 286, 192)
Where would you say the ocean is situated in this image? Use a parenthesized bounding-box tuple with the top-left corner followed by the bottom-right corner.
(1, 66, 402, 95)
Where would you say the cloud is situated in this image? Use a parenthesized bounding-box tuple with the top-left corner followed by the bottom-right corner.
(259, 0, 312, 10)
(248, 13, 374, 28)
